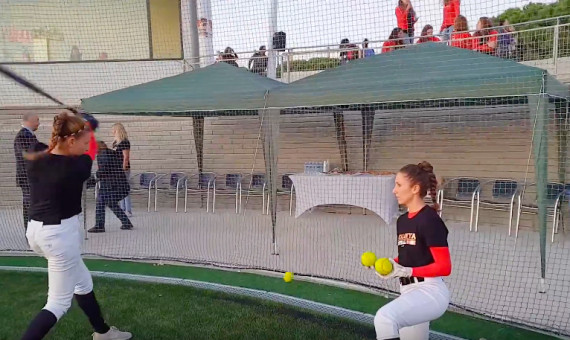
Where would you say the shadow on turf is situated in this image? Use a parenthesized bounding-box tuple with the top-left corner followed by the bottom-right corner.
(189, 289, 377, 339)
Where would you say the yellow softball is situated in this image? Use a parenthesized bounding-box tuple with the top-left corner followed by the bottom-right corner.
(375, 258, 393, 276)
(361, 252, 377, 267)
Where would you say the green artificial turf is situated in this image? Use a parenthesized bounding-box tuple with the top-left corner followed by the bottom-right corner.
(0, 256, 558, 340)
(0, 271, 375, 340)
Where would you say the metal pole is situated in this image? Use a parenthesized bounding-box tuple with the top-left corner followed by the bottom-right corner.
(197, 0, 215, 66)
(266, 0, 278, 79)
(286, 51, 291, 83)
(280, 53, 284, 81)
(189, 0, 201, 70)
(553, 18, 560, 76)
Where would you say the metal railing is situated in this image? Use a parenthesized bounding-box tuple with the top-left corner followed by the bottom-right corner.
(197, 15, 569, 83)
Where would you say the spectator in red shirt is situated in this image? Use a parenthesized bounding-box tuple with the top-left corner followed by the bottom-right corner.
(440, 0, 460, 41)
(339, 38, 359, 65)
(450, 15, 473, 50)
(418, 25, 441, 44)
(395, 0, 417, 44)
(473, 17, 498, 55)
(382, 28, 406, 53)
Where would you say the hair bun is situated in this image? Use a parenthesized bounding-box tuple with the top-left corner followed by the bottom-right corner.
(417, 161, 434, 174)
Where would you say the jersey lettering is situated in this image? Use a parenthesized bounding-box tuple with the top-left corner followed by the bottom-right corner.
(398, 232, 416, 247)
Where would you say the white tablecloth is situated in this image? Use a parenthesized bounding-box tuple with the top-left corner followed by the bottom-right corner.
(289, 173, 399, 224)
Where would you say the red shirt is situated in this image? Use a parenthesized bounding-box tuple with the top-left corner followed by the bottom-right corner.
(474, 30, 498, 54)
(395, 6, 414, 32)
(418, 36, 441, 44)
(382, 40, 399, 53)
(85, 131, 98, 160)
(441, 0, 460, 31)
(451, 31, 473, 50)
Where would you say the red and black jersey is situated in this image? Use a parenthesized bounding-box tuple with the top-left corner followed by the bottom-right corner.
(396, 205, 451, 277)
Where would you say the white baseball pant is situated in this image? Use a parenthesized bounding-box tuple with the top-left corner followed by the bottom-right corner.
(26, 215, 93, 320)
(374, 277, 450, 340)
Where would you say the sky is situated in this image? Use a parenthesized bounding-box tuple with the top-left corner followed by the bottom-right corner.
(209, 0, 558, 56)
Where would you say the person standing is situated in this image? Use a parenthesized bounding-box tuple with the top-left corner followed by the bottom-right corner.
(13, 113, 46, 230)
(112, 123, 132, 217)
(395, 0, 417, 44)
(88, 142, 133, 233)
(440, 0, 460, 41)
(22, 112, 131, 340)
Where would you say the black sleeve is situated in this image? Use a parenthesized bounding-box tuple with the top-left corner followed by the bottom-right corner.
(31, 142, 48, 152)
(422, 213, 449, 247)
(75, 155, 93, 182)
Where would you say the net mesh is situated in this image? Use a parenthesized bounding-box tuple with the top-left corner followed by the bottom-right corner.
(1, 0, 569, 338)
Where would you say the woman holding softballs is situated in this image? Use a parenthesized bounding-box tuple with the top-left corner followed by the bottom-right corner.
(373, 161, 452, 340)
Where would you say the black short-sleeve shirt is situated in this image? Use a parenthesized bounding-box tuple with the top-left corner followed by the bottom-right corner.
(397, 205, 449, 268)
(27, 154, 92, 225)
(112, 139, 131, 170)
(113, 139, 131, 170)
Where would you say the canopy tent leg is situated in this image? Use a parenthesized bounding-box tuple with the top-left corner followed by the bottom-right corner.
(260, 109, 280, 255)
(361, 108, 375, 171)
(528, 82, 549, 293)
(193, 116, 205, 207)
(333, 111, 349, 171)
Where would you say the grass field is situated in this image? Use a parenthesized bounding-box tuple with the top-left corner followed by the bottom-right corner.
(0, 256, 559, 340)
(0, 271, 375, 340)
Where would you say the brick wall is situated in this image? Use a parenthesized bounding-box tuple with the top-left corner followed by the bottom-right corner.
(1, 106, 566, 218)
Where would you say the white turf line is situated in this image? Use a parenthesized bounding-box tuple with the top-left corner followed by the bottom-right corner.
(0, 266, 465, 340)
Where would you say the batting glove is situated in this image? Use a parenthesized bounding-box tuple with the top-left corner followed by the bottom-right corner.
(374, 259, 413, 280)
(384, 258, 413, 279)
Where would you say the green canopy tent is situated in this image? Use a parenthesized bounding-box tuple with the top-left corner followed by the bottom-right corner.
(82, 62, 284, 253)
(266, 43, 569, 288)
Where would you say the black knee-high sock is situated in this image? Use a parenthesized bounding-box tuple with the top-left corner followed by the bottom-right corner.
(74, 291, 110, 334)
(21, 309, 57, 340)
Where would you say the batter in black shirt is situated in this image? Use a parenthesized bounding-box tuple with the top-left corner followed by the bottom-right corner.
(27, 154, 92, 225)
(21, 112, 132, 340)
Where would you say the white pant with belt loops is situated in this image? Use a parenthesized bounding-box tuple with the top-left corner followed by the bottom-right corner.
(374, 277, 450, 340)
(26, 215, 93, 320)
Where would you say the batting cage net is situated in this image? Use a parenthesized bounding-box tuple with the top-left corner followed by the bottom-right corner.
(1, 0, 570, 338)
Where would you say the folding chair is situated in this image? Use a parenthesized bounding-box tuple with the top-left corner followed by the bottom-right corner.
(515, 182, 567, 241)
(153, 172, 187, 212)
(474, 179, 519, 233)
(437, 177, 480, 230)
(214, 173, 242, 214)
(130, 172, 158, 212)
(265, 174, 295, 216)
(241, 173, 266, 213)
(183, 172, 216, 213)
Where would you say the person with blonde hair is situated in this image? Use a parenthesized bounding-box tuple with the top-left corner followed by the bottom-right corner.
(112, 123, 132, 216)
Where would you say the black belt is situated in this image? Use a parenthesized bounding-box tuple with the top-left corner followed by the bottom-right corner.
(400, 276, 424, 286)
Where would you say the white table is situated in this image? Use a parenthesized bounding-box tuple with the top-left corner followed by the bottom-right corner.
(289, 173, 399, 224)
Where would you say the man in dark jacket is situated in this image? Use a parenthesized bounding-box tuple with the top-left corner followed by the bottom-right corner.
(13, 113, 47, 230)
(88, 141, 133, 233)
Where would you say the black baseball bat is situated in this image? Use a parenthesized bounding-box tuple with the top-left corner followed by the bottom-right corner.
(0, 65, 78, 114)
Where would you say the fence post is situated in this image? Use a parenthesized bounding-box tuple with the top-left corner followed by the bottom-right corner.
(553, 17, 560, 76)
(286, 49, 291, 83)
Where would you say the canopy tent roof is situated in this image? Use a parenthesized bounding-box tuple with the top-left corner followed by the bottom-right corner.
(266, 43, 568, 109)
(81, 62, 283, 114)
